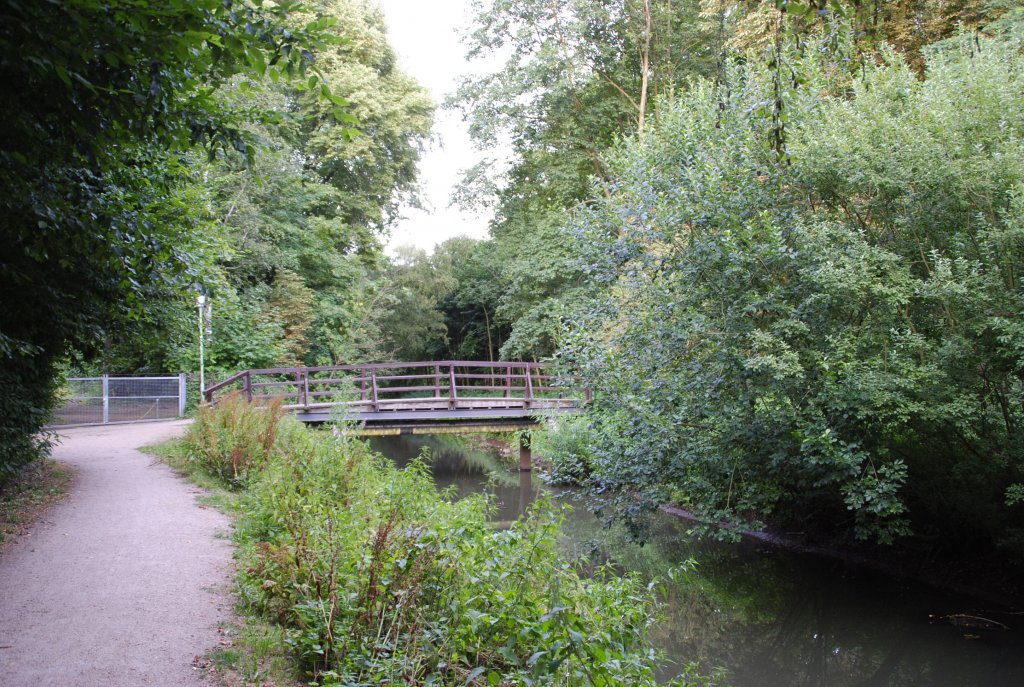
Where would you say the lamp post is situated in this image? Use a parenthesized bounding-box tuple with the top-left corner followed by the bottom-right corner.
(197, 294, 206, 402)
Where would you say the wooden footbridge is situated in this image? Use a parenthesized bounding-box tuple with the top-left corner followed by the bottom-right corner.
(204, 361, 584, 469)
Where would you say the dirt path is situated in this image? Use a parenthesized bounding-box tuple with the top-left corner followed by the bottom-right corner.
(0, 420, 233, 687)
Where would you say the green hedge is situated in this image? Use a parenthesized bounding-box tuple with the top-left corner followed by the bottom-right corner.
(0, 352, 57, 485)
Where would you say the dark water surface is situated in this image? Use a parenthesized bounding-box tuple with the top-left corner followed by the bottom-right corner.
(371, 434, 1024, 687)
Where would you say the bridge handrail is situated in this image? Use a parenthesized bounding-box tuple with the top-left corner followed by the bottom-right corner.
(204, 360, 576, 411)
(221, 360, 546, 376)
(204, 369, 251, 399)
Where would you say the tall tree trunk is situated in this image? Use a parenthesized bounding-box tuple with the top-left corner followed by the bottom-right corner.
(482, 304, 495, 362)
(638, 0, 653, 135)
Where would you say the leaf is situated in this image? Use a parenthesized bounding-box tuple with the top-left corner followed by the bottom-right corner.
(54, 64, 71, 87)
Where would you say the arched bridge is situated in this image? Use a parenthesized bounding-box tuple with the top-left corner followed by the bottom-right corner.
(204, 361, 584, 433)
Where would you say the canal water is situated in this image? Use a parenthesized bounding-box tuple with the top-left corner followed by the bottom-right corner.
(371, 434, 1024, 686)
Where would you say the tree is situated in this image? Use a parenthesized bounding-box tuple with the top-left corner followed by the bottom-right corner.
(204, 0, 433, 368)
(0, 0, 335, 480)
(560, 35, 1024, 552)
(436, 239, 512, 361)
(450, 0, 720, 360)
(698, 1, 1010, 65)
(70, 0, 436, 377)
(303, 0, 434, 233)
(377, 246, 458, 361)
(267, 270, 316, 366)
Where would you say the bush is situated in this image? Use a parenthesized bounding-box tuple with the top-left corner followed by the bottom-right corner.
(0, 352, 57, 486)
(536, 416, 600, 486)
(182, 395, 287, 488)
(563, 36, 1024, 548)
(179, 401, 697, 686)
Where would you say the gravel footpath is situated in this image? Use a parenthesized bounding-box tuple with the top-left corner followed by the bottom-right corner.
(0, 420, 233, 687)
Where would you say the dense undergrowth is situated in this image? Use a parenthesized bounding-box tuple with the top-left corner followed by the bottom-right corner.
(177, 397, 718, 686)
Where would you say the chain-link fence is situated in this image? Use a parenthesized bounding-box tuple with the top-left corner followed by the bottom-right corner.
(51, 375, 187, 426)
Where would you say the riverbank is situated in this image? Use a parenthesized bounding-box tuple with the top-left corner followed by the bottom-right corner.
(377, 432, 1024, 687)
(163, 399, 708, 687)
(659, 504, 1024, 611)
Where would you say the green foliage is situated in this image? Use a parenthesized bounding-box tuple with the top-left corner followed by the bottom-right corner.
(437, 239, 513, 361)
(563, 35, 1024, 549)
(377, 244, 459, 360)
(535, 416, 601, 486)
(61, 0, 435, 382)
(701, 1, 1006, 61)
(196, 0, 432, 369)
(381, 236, 526, 362)
(175, 403, 695, 686)
(447, 1, 1016, 365)
(449, 0, 720, 361)
(302, 0, 434, 230)
(206, 288, 290, 371)
(0, 355, 58, 482)
(0, 0, 339, 479)
(183, 395, 288, 488)
(267, 269, 316, 366)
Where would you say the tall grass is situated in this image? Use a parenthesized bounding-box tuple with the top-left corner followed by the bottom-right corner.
(183, 394, 287, 488)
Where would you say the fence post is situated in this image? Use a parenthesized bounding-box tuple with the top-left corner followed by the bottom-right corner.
(243, 371, 253, 403)
(434, 365, 440, 399)
(370, 372, 379, 412)
(448, 366, 458, 410)
(523, 365, 534, 409)
(101, 374, 110, 424)
(178, 373, 187, 417)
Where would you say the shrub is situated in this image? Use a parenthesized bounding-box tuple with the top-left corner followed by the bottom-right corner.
(562, 36, 1024, 549)
(0, 352, 56, 485)
(182, 394, 287, 488)
(236, 425, 674, 686)
(536, 415, 600, 486)
(144, 397, 692, 686)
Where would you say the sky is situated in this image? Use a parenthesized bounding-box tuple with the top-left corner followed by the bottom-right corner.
(375, 0, 502, 254)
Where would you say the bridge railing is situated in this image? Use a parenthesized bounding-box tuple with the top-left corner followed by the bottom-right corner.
(204, 361, 577, 414)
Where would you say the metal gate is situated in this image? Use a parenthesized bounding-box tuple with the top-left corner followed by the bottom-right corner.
(51, 375, 187, 426)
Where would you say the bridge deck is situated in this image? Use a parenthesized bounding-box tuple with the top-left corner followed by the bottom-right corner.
(293, 405, 575, 425)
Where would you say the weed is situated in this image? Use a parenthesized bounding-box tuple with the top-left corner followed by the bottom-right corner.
(171, 400, 719, 686)
(0, 458, 74, 548)
(182, 395, 287, 489)
(235, 425, 671, 685)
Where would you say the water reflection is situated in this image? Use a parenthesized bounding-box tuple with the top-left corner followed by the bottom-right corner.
(371, 434, 1024, 687)
(371, 434, 542, 523)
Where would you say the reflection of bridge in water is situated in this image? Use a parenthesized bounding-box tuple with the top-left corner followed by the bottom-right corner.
(204, 361, 584, 469)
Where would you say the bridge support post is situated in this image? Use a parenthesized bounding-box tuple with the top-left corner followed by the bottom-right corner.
(518, 468, 532, 517)
(519, 431, 532, 472)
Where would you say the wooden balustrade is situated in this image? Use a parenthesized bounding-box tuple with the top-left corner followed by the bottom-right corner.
(203, 361, 581, 418)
